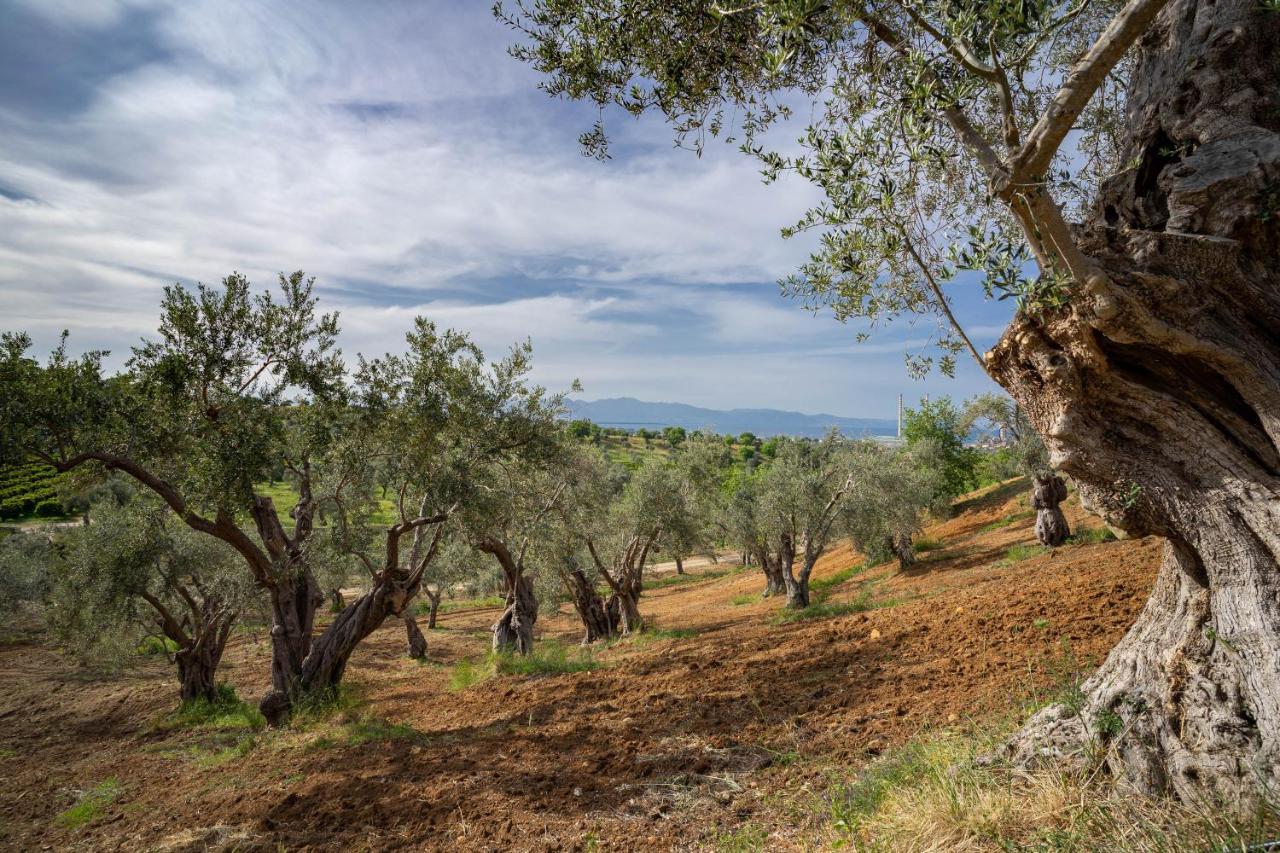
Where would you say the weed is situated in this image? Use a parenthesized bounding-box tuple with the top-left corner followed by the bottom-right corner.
(1032, 618, 1050, 630)
(289, 685, 364, 729)
(344, 716, 426, 746)
(730, 593, 756, 606)
(55, 778, 122, 830)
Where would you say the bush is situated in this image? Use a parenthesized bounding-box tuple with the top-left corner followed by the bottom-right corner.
(135, 635, 179, 656)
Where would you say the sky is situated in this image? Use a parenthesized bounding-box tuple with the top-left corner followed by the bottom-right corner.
(0, 0, 1008, 419)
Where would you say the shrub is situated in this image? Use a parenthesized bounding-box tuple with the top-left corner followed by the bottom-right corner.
(136, 635, 179, 656)
(34, 499, 63, 518)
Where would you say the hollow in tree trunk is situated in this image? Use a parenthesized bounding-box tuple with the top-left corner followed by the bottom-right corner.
(404, 611, 427, 659)
(988, 0, 1280, 803)
(1032, 474, 1071, 547)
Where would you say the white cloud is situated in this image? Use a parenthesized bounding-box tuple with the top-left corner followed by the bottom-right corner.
(0, 0, 1007, 416)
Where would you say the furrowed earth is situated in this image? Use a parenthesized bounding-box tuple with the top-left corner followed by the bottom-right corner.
(0, 480, 1159, 851)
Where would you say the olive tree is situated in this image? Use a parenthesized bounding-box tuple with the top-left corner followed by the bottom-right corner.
(840, 440, 941, 569)
(757, 435, 855, 608)
(500, 0, 1280, 799)
(963, 393, 1068, 545)
(41, 497, 254, 701)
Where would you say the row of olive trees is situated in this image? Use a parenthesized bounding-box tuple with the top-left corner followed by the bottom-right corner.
(0, 272, 565, 722)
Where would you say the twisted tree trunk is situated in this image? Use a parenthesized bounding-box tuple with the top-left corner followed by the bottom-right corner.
(757, 546, 786, 597)
(564, 564, 614, 643)
(172, 603, 236, 704)
(1032, 474, 1071, 547)
(989, 0, 1280, 803)
(891, 533, 916, 569)
(493, 574, 538, 653)
(423, 586, 442, 629)
(404, 611, 427, 659)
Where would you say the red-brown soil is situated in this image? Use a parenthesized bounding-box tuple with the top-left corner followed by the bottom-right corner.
(0, 480, 1160, 851)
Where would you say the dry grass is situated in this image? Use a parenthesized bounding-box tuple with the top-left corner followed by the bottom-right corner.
(823, 725, 1279, 852)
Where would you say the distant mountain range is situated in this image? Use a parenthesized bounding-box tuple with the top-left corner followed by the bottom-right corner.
(563, 397, 898, 439)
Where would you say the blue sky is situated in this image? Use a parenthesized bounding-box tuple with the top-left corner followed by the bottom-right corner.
(0, 0, 1008, 418)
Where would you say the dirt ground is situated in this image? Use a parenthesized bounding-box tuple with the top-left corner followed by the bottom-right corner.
(0, 480, 1161, 851)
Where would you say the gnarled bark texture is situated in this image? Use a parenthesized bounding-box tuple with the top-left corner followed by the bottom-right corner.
(564, 563, 615, 644)
(989, 0, 1280, 803)
(1032, 474, 1071, 547)
(755, 545, 787, 597)
(493, 574, 538, 654)
(891, 533, 916, 569)
(404, 612, 427, 659)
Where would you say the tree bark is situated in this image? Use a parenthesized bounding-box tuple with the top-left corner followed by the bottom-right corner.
(891, 533, 916, 569)
(404, 611, 427, 659)
(260, 571, 324, 722)
(674, 555, 685, 575)
(757, 546, 786, 597)
(424, 586, 442, 630)
(613, 588, 645, 635)
(564, 565, 615, 643)
(1032, 474, 1071, 547)
(493, 573, 538, 654)
(988, 0, 1280, 803)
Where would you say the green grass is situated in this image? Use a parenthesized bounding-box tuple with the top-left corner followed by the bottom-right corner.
(978, 509, 1035, 532)
(771, 591, 876, 624)
(55, 778, 123, 830)
(1070, 526, 1118, 545)
(449, 641, 600, 691)
(254, 481, 398, 527)
(730, 593, 757, 606)
(912, 536, 945, 553)
(810, 562, 867, 594)
(154, 685, 265, 732)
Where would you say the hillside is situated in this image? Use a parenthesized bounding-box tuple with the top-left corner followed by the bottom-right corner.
(0, 479, 1186, 850)
(564, 397, 898, 439)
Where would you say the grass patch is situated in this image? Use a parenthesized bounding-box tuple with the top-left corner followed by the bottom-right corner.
(1070, 526, 1118, 545)
(771, 591, 876, 624)
(55, 778, 123, 830)
(978, 509, 1035, 532)
(154, 684, 265, 732)
(344, 716, 426, 746)
(449, 641, 599, 691)
(810, 562, 867, 594)
(288, 685, 364, 730)
(730, 593, 757, 606)
(997, 543, 1051, 566)
(823, 722, 1280, 851)
(912, 536, 945, 553)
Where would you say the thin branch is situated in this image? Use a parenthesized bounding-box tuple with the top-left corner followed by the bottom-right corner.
(892, 1, 998, 80)
(898, 228, 989, 374)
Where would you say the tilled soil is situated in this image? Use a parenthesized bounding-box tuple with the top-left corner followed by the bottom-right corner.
(0, 481, 1160, 851)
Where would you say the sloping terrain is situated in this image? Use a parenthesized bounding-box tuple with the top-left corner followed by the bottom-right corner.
(0, 480, 1160, 851)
